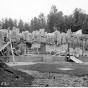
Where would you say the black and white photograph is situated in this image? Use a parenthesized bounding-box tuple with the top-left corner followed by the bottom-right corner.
(0, 0, 88, 87)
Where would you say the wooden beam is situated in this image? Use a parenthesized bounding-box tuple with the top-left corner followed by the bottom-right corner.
(8, 27, 15, 63)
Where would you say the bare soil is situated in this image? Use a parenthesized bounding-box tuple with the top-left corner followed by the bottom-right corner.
(18, 69, 88, 87)
(11, 62, 88, 87)
(2, 59, 88, 87)
(0, 61, 34, 87)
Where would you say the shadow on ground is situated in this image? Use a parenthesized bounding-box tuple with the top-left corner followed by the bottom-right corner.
(0, 60, 34, 87)
(12, 62, 88, 77)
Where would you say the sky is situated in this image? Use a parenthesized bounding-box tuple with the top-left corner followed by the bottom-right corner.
(0, 0, 88, 22)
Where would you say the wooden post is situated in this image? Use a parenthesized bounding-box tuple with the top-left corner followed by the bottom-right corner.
(82, 38, 84, 56)
(83, 38, 86, 56)
(68, 42, 70, 60)
(37, 48, 39, 54)
(8, 27, 15, 63)
(24, 44, 26, 55)
(10, 38, 15, 63)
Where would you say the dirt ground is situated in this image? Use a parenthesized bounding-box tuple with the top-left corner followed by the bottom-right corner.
(12, 62, 88, 76)
(2, 54, 88, 87)
(2, 61, 88, 87)
(16, 69, 88, 87)
(0, 61, 34, 87)
(10, 61, 88, 87)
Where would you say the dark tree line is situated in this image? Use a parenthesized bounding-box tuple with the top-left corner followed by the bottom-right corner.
(0, 5, 88, 34)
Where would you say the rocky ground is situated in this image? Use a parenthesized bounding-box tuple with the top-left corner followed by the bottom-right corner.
(20, 70, 88, 87)
(1, 61, 88, 87)
(12, 61, 88, 87)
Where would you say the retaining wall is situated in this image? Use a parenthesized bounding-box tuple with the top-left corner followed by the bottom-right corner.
(8, 55, 66, 62)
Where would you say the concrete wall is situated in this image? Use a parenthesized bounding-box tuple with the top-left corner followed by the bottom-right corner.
(8, 55, 65, 62)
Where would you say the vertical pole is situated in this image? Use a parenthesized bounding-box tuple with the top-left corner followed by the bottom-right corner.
(10, 38, 15, 63)
(83, 38, 85, 56)
(24, 44, 26, 55)
(37, 48, 39, 54)
(37, 44, 39, 54)
(67, 41, 70, 60)
(25, 44, 27, 55)
(82, 38, 84, 56)
(8, 27, 15, 63)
